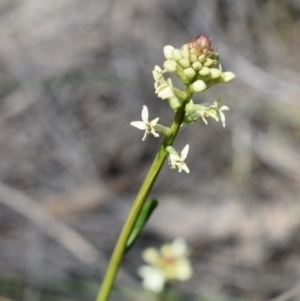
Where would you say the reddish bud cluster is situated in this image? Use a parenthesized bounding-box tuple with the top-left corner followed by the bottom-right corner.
(187, 34, 216, 58)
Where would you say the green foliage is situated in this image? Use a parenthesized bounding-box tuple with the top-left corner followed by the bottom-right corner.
(125, 199, 158, 253)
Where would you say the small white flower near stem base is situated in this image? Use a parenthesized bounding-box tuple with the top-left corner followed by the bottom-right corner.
(138, 238, 193, 293)
(166, 144, 190, 173)
(130, 106, 160, 141)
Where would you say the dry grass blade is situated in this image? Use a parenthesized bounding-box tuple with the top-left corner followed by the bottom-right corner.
(0, 182, 100, 265)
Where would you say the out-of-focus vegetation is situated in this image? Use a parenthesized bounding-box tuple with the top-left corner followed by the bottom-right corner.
(0, 0, 300, 300)
(0, 276, 246, 301)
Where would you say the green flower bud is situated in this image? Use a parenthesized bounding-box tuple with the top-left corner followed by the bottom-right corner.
(184, 67, 196, 79)
(210, 68, 222, 79)
(185, 103, 204, 113)
(183, 112, 202, 124)
(180, 44, 189, 59)
(164, 45, 175, 60)
(165, 145, 178, 156)
(163, 60, 177, 73)
(175, 64, 189, 84)
(198, 54, 206, 62)
(219, 72, 236, 83)
(153, 124, 172, 137)
(168, 96, 182, 110)
(192, 61, 202, 71)
(203, 58, 214, 67)
(179, 58, 190, 68)
(191, 80, 206, 92)
(172, 49, 182, 60)
(190, 54, 198, 63)
(185, 103, 195, 113)
(173, 87, 187, 100)
(199, 66, 210, 76)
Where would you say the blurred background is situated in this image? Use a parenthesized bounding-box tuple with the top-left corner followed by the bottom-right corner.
(0, 0, 300, 300)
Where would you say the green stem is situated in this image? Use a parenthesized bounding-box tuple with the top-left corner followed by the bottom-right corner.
(96, 87, 192, 301)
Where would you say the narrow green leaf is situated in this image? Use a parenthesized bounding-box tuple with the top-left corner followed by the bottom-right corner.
(125, 199, 158, 253)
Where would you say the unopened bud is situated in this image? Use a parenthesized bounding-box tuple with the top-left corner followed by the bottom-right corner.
(172, 49, 182, 60)
(187, 35, 216, 58)
(164, 45, 175, 60)
(210, 68, 222, 79)
(191, 80, 207, 92)
(183, 112, 202, 124)
(198, 54, 206, 62)
(180, 44, 189, 59)
(204, 58, 214, 67)
(175, 64, 189, 84)
(179, 58, 190, 68)
(184, 67, 196, 79)
(199, 67, 210, 76)
(219, 72, 236, 83)
(192, 61, 202, 71)
(190, 55, 198, 63)
(163, 60, 177, 73)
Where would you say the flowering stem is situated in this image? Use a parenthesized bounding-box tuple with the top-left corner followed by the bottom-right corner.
(96, 86, 192, 301)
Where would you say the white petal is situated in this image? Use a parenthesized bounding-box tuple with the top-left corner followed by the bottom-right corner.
(153, 65, 163, 81)
(142, 248, 160, 264)
(220, 105, 229, 111)
(130, 121, 146, 130)
(168, 156, 177, 169)
(141, 105, 149, 122)
(157, 85, 174, 99)
(163, 45, 175, 60)
(181, 144, 189, 160)
(171, 238, 188, 257)
(174, 259, 193, 280)
(138, 266, 165, 293)
(170, 155, 178, 163)
(150, 117, 159, 126)
(219, 110, 226, 127)
(151, 128, 160, 138)
(182, 163, 190, 173)
(142, 132, 148, 141)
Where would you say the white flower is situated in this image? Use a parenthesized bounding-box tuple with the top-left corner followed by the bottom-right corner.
(152, 66, 176, 100)
(138, 238, 193, 293)
(130, 106, 160, 141)
(167, 144, 190, 173)
(186, 100, 229, 127)
(152, 65, 164, 83)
